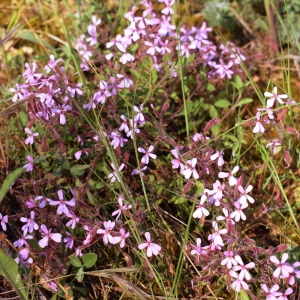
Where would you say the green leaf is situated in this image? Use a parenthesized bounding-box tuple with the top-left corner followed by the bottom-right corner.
(70, 164, 90, 177)
(0, 167, 24, 204)
(209, 105, 219, 118)
(0, 249, 28, 300)
(151, 67, 158, 85)
(61, 159, 70, 170)
(236, 98, 253, 107)
(18, 111, 28, 127)
(129, 69, 140, 80)
(76, 267, 84, 282)
(205, 83, 216, 91)
(174, 197, 187, 204)
(214, 99, 231, 108)
(239, 289, 250, 300)
(70, 256, 82, 268)
(234, 75, 243, 89)
(19, 31, 53, 49)
(87, 191, 96, 205)
(82, 253, 97, 268)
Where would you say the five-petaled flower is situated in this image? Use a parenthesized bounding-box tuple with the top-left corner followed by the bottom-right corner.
(270, 253, 294, 278)
(182, 158, 199, 180)
(38, 224, 62, 248)
(49, 190, 76, 215)
(138, 232, 161, 257)
(218, 166, 239, 186)
(138, 145, 157, 164)
(23, 155, 34, 172)
(264, 87, 288, 108)
(24, 128, 39, 145)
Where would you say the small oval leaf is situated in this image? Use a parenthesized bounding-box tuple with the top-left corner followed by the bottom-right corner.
(82, 253, 97, 268)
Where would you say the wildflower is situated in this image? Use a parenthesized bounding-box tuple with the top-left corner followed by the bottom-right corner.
(48, 190, 76, 215)
(182, 158, 199, 180)
(193, 195, 210, 219)
(20, 211, 39, 235)
(44, 54, 62, 73)
(221, 251, 238, 269)
(210, 150, 224, 166)
(10, 83, 25, 102)
(190, 238, 208, 256)
(214, 59, 234, 79)
(205, 180, 225, 205)
(260, 284, 281, 300)
(118, 228, 130, 248)
(270, 253, 294, 278)
(253, 112, 265, 134)
(233, 255, 255, 280)
(138, 232, 161, 257)
(208, 221, 227, 247)
(161, 0, 175, 15)
(108, 163, 125, 183)
(218, 166, 239, 186)
(264, 87, 288, 108)
(171, 149, 185, 171)
(138, 145, 157, 164)
(97, 220, 120, 244)
(278, 288, 293, 300)
(230, 202, 247, 222)
(65, 212, 80, 229)
(23, 155, 34, 172)
(0, 214, 8, 231)
(64, 233, 74, 249)
(266, 141, 281, 155)
(237, 185, 255, 207)
(257, 107, 274, 120)
(134, 105, 145, 124)
(24, 128, 39, 145)
(110, 132, 128, 149)
(38, 224, 62, 248)
(132, 165, 147, 176)
(230, 270, 249, 292)
(13, 234, 33, 248)
(112, 195, 132, 220)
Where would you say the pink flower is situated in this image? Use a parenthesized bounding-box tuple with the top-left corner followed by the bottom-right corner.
(20, 211, 39, 235)
(205, 180, 225, 205)
(278, 288, 293, 300)
(171, 149, 185, 171)
(97, 220, 120, 244)
(24, 128, 39, 145)
(112, 195, 132, 220)
(190, 238, 208, 259)
(0, 214, 8, 231)
(38, 224, 62, 248)
(49, 190, 76, 215)
(270, 253, 294, 278)
(210, 150, 224, 166)
(161, 0, 175, 15)
(238, 185, 254, 206)
(138, 145, 156, 164)
(233, 255, 255, 280)
(63, 233, 74, 249)
(264, 87, 288, 108)
(230, 270, 249, 292)
(23, 155, 34, 172)
(230, 202, 247, 222)
(65, 212, 80, 229)
(221, 251, 238, 269)
(260, 284, 281, 299)
(218, 166, 239, 186)
(193, 195, 210, 219)
(134, 105, 145, 124)
(253, 112, 265, 134)
(208, 221, 227, 247)
(138, 232, 161, 257)
(118, 228, 130, 248)
(108, 163, 125, 183)
(182, 158, 199, 180)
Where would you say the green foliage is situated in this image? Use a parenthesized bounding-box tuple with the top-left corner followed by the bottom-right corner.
(0, 249, 28, 300)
